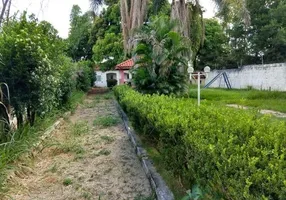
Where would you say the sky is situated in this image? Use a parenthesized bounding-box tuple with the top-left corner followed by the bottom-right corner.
(10, 0, 216, 38)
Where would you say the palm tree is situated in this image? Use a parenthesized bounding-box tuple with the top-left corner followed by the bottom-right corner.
(133, 16, 191, 95)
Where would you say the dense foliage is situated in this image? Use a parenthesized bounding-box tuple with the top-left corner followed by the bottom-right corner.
(229, 0, 286, 65)
(67, 5, 94, 61)
(91, 2, 123, 70)
(68, 2, 124, 71)
(194, 0, 286, 69)
(0, 13, 92, 128)
(92, 33, 123, 70)
(133, 16, 191, 95)
(0, 14, 63, 126)
(75, 60, 95, 92)
(115, 85, 286, 200)
(196, 19, 231, 70)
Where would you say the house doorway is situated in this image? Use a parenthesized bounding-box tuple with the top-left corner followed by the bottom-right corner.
(106, 73, 117, 80)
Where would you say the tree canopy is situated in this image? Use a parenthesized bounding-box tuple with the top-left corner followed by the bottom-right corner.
(67, 5, 94, 61)
(196, 19, 230, 69)
(224, 0, 286, 67)
(0, 13, 66, 126)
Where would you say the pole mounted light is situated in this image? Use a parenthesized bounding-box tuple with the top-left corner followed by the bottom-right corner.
(187, 63, 211, 106)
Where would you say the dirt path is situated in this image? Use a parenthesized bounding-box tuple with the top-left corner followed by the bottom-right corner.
(227, 104, 286, 118)
(4, 93, 152, 200)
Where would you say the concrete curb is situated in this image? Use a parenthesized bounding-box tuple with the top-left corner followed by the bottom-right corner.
(115, 101, 174, 200)
(34, 119, 63, 148)
(34, 111, 71, 148)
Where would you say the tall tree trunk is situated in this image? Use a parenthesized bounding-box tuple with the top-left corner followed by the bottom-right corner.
(171, 0, 204, 63)
(120, 0, 148, 57)
(171, 0, 191, 38)
(16, 112, 23, 128)
(5, 0, 11, 23)
(0, 0, 10, 27)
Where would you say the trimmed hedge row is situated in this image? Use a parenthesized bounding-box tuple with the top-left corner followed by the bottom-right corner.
(114, 85, 286, 200)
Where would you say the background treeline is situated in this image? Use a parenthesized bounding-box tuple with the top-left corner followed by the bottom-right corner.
(193, 0, 286, 69)
(75, 0, 286, 71)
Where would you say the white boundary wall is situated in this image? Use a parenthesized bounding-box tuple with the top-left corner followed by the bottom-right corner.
(205, 63, 286, 91)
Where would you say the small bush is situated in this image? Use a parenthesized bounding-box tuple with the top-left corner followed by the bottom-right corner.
(76, 60, 95, 92)
(107, 79, 118, 88)
(63, 178, 73, 186)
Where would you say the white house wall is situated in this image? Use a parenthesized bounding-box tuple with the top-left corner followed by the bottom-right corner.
(124, 70, 132, 81)
(94, 70, 132, 87)
(205, 63, 286, 91)
(94, 70, 120, 87)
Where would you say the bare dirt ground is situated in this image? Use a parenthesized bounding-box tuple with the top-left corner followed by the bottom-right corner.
(227, 104, 286, 118)
(3, 93, 152, 200)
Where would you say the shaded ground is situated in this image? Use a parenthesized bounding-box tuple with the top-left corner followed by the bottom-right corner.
(3, 92, 152, 200)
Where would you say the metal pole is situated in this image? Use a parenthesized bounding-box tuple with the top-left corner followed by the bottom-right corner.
(198, 72, 200, 106)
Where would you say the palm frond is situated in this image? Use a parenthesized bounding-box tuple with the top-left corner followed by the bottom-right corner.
(152, 0, 168, 14)
(90, 0, 104, 12)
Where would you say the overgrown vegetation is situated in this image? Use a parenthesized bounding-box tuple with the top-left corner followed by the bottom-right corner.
(115, 85, 286, 200)
(0, 90, 85, 193)
(0, 13, 92, 128)
(0, 12, 91, 193)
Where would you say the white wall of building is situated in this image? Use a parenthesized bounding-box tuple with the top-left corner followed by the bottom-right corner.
(123, 70, 132, 82)
(94, 70, 120, 87)
(205, 63, 286, 91)
(94, 70, 132, 87)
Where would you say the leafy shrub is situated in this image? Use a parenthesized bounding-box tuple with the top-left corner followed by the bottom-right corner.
(107, 79, 118, 88)
(114, 85, 286, 200)
(0, 13, 66, 126)
(75, 60, 94, 92)
(56, 56, 77, 107)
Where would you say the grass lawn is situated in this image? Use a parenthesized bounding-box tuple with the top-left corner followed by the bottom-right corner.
(189, 86, 286, 113)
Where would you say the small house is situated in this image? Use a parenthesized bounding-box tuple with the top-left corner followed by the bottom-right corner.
(94, 59, 134, 87)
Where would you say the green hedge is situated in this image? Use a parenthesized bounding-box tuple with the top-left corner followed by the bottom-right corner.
(114, 85, 286, 200)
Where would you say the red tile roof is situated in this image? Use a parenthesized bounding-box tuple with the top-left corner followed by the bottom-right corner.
(115, 59, 134, 70)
